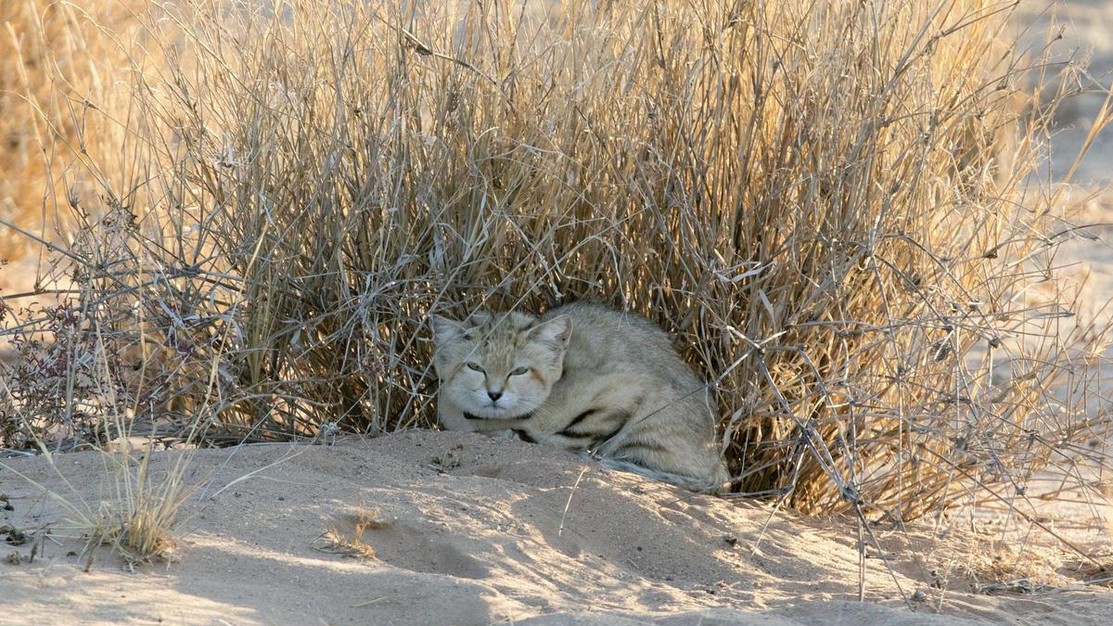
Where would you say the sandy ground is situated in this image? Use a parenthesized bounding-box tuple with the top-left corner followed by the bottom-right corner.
(2, 430, 1112, 626)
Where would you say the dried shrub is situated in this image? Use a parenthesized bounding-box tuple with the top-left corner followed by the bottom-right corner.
(1, 0, 1109, 527)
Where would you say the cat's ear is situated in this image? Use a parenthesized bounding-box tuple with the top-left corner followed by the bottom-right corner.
(430, 314, 464, 346)
(530, 314, 572, 349)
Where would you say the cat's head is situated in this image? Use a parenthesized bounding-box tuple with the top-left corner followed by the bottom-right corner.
(430, 310, 572, 420)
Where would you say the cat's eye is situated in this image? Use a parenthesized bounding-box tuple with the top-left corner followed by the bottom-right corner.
(509, 366, 530, 376)
(465, 362, 485, 372)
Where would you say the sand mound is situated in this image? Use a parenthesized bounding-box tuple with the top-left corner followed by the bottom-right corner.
(2, 430, 1111, 625)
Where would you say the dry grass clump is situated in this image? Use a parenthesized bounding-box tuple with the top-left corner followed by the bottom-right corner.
(1, 437, 189, 566)
(314, 505, 388, 560)
(81, 446, 188, 566)
(1, 0, 1110, 534)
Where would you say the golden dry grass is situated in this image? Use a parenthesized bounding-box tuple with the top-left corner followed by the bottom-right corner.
(314, 505, 388, 560)
(0, 0, 1109, 550)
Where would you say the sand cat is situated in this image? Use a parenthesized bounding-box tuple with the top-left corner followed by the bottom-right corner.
(430, 302, 729, 493)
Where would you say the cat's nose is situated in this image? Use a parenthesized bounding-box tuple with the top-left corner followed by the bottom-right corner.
(487, 389, 503, 401)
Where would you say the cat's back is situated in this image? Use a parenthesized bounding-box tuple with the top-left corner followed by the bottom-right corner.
(542, 302, 697, 384)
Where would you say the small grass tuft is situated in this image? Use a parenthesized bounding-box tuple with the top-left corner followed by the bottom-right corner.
(315, 505, 388, 560)
(80, 448, 188, 567)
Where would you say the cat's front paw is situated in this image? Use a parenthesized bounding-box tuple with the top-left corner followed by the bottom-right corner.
(488, 429, 519, 441)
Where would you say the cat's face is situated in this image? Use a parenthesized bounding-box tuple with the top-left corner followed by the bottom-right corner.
(431, 311, 572, 420)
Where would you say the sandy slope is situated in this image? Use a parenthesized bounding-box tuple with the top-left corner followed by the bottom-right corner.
(1, 431, 1111, 626)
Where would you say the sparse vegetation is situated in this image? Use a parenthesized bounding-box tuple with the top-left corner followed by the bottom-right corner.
(0, 0, 1110, 566)
(315, 505, 388, 559)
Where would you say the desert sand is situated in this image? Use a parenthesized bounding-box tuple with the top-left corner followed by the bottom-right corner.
(2, 431, 1113, 626)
